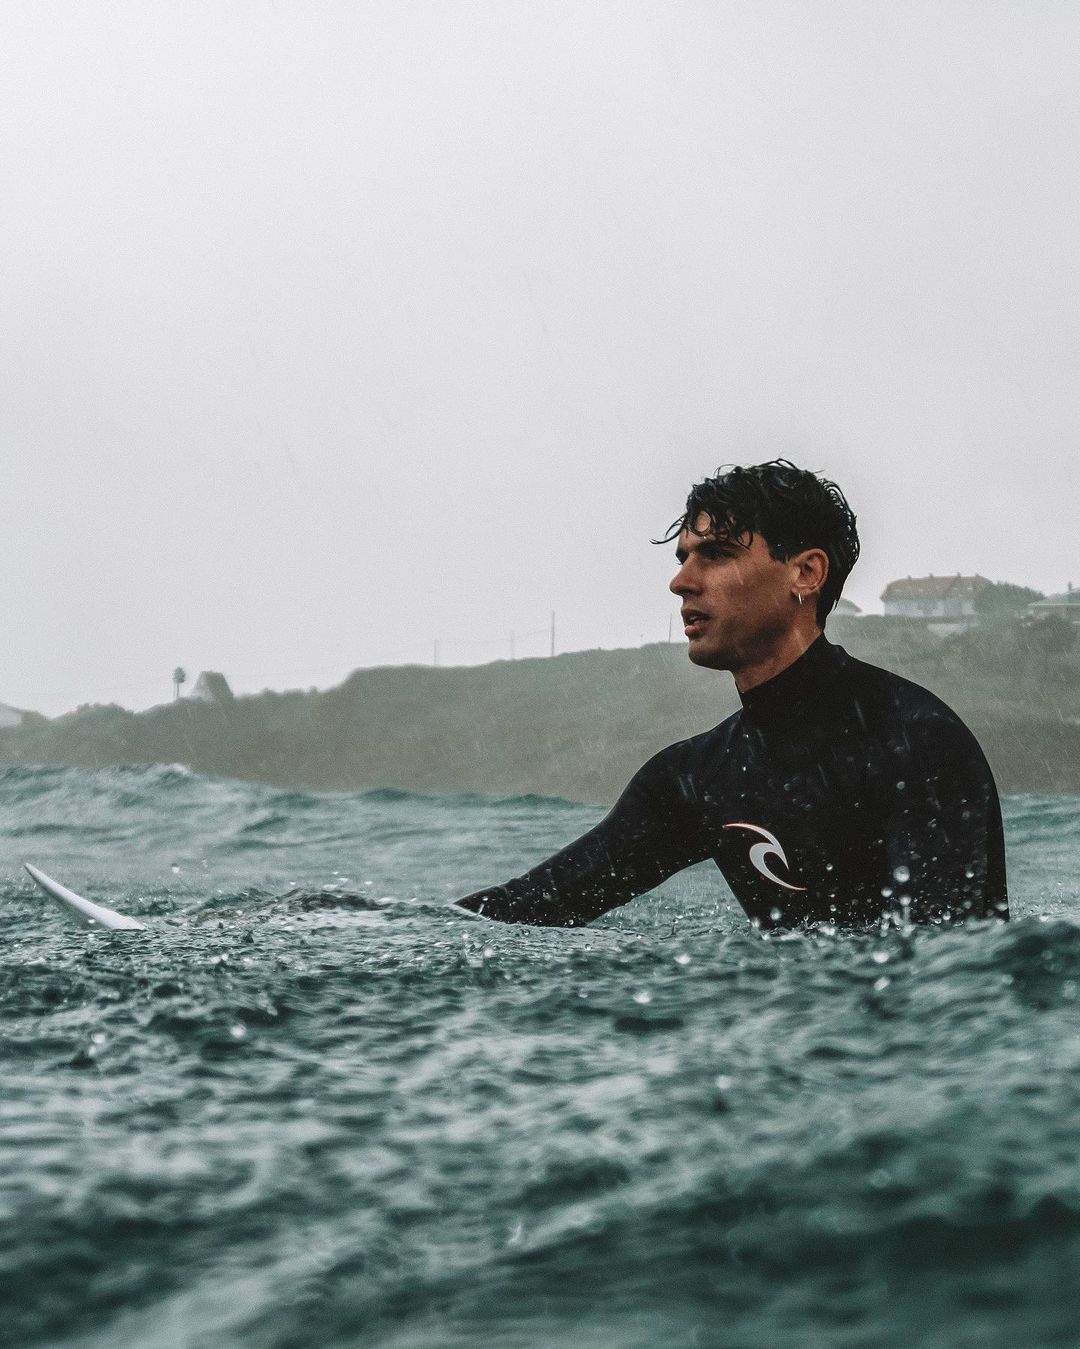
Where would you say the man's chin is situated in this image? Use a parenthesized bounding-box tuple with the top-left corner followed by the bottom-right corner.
(685, 640, 729, 671)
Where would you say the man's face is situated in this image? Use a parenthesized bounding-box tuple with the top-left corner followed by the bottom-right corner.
(669, 516, 801, 671)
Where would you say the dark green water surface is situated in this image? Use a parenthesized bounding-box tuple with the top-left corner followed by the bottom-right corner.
(2, 766, 1080, 1348)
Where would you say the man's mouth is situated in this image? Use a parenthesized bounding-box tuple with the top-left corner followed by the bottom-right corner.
(682, 609, 709, 636)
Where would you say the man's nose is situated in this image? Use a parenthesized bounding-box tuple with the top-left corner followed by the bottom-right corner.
(669, 562, 698, 596)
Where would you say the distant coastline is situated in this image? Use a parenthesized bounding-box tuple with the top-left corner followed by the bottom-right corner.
(2, 616, 1080, 800)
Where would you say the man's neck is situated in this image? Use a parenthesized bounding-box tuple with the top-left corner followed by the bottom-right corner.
(731, 627, 825, 695)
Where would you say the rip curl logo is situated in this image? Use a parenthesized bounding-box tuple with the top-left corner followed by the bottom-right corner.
(724, 822, 807, 891)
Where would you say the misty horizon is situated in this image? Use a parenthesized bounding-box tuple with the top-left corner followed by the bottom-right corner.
(4, 562, 1069, 720)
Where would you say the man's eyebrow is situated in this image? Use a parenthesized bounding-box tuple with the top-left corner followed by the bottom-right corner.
(675, 535, 734, 562)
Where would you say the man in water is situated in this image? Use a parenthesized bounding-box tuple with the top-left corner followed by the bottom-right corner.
(456, 460, 1008, 930)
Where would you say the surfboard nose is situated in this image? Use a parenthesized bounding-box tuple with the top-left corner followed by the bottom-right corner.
(23, 863, 147, 931)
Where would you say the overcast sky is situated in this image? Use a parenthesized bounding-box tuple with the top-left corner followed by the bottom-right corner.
(3, 1, 1078, 714)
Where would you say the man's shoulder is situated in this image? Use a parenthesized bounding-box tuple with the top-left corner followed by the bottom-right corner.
(837, 646, 981, 746)
(634, 710, 742, 782)
(667, 707, 743, 756)
(618, 711, 743, 813)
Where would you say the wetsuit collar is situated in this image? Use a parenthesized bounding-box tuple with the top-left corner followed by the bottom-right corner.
(738, 635, 845, 729)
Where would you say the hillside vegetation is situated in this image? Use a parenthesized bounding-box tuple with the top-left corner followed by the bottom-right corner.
(3, 616, 1080, 801)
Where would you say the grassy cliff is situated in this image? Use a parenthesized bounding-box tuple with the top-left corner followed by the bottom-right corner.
(2, 616, 1080, 801)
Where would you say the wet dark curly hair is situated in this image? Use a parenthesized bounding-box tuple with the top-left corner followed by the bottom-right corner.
(658, 460, 860, 626)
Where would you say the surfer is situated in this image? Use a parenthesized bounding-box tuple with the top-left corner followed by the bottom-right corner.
(455, 460, 1008, 930)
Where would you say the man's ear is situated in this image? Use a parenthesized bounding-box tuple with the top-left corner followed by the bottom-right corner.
(796, 548, 829, 599)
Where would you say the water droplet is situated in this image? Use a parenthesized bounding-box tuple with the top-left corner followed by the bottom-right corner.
(91, 1032, 106, 1044)
(893, 865, 911, 884)
(715, 1075, 733, 1091)
(633, 990, 652, 1005)
(170, 865, 180, 874)
(482, 946, 495, 959)
(675, 953, 691, 966)
(881, 887, 894, 898)
(229, 1024, 246, 1039)
(873, 976, 890, 991)
(871, 950, 889, 964)
(770, 907, 782, 922)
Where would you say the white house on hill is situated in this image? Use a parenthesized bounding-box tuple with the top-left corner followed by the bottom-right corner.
(1027, 585, 1080, 624)
(189, 672, 235, 705)
(0, 702, 23, 728)
(880, 574, 992, 634)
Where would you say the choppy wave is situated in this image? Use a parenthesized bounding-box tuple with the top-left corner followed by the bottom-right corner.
(2, 766, 1080, 1347)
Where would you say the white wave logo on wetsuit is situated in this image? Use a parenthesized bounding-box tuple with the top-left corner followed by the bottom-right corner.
(724, 822, 807, 892)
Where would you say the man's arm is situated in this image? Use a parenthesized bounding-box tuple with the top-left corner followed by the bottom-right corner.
(455, 747, 711, 926)
(880, 713, 1008, 924)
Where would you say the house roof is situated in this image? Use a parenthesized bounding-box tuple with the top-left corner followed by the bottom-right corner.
(191, 671, 234, 703)
(881, 574, 993, 602)
(1029, 590, 1080, 609)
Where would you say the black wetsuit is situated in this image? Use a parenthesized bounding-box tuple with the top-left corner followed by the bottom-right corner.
(455, 636, 1008, 929)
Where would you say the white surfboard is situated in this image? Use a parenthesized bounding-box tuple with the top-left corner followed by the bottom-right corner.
(24, 863, 146, 931)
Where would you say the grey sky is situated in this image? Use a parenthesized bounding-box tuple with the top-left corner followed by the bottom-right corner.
(3, 2, 1078, 715)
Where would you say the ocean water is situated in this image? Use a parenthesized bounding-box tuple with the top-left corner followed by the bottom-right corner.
(2, 766, 1080, 1349)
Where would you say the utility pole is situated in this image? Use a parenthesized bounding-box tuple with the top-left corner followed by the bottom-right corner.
(433, 640, 439, 667)
(668, 613, 673, 643)
(550, 611, 555, 658)
(509, 631, 515, 660)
